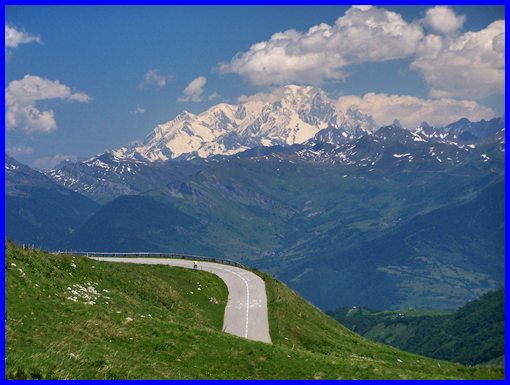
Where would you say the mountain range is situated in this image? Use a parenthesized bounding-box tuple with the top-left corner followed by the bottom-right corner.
(5, 85, 505, 311)
(112, 85, 378, 162)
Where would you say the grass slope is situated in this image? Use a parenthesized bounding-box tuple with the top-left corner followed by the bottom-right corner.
(5, 243, 503, 379)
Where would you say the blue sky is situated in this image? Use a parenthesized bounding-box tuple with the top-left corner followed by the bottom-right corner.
(5, 5, 505, 169)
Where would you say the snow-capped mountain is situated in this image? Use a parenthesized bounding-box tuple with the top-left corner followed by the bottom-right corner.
(47, 120, 504, 204)
(112, 85, 378, 162)
(45, 80, 504, 204)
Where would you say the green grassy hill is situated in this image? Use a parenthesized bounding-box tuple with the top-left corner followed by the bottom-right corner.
(328, 289, 505, 367)
(5, 242, 503, 379)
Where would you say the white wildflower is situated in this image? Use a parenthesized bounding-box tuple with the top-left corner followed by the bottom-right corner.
(10, 263, 16, 267)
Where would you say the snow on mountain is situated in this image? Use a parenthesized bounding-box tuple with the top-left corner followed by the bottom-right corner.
(112, 85, 378, 162)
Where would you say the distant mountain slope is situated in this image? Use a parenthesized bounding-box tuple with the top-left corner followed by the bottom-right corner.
(67, 194, 210, 254)
(47, 152, 202, 204)
(5, 155, 99, 249)
(328, 288, 505, 366)
(6, 243, 502, 379)
(281, 179, 504, 310)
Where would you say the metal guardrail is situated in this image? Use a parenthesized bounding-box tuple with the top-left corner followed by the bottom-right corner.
(53, 251, 246, 269)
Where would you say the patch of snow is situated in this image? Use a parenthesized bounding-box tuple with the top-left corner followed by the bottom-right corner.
(393, 153, 411, 158)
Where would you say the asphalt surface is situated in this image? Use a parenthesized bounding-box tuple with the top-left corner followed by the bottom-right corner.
(90, 257, 272, 344)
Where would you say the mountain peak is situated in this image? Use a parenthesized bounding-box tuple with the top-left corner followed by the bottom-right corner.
(112, 85, 377, 162)
(419, 121, 433, 130)
(175, 110, 196, 120)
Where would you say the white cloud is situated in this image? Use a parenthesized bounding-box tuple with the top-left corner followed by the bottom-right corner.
(68, 92, 92, 103)
(178, 76, 207, 102)
(130, 106, 145, 115)
(5, 24, 40, 48)
(412, 20, 504, 99)
(5, 75, 91, 133)
(33, 153, 77, 171)
(7, 146, 34, 157)
(423, 6, 466, 36)
(208, 91, 221, 101)
(236, 88, 287, 104)
(337, 92, 495, 128)
(219, 6, 423, 86)
(139, 69, 172, 89)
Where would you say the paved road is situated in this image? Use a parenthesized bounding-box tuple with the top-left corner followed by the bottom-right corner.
(90, 257, 272, 344)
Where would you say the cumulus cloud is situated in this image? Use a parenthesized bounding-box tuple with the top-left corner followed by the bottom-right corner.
(337, 92, 495, 128)
(412, 20, 505, 99)
(178, 76, 207, 102)
(423, 6, 466, 36)
(6, 75, 91, 133)
(33, 153, 78, 171)
(219, 6, 423, 86)
(5, 24, 40, 48)
(138, 69, 172, 89)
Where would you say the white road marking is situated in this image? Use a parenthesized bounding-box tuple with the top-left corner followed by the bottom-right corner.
(214, 266, 250, 338)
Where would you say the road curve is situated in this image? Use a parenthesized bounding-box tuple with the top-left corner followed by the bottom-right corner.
(90, 257, 272, 344)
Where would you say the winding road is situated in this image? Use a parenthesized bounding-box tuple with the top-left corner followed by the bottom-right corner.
(90, 257, 272, 344)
